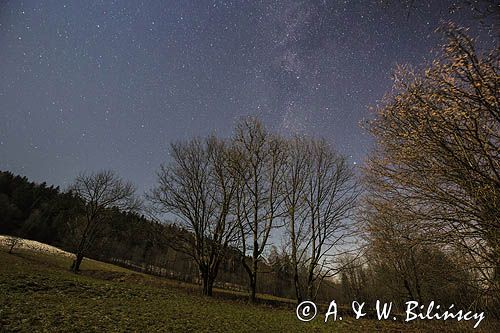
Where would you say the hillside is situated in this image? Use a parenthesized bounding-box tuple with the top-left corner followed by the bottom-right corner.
(1, 238, 496, 332)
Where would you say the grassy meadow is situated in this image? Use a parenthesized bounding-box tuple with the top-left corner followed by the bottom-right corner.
(0, 244, 497, 332)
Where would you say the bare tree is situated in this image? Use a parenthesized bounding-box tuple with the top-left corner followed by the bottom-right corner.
(364, 24, 499, 306)
(231, 118, 286, 302)
(149, 136, 239, 296)
(5, 235, 22, 254)
(360, 200, 428, 303)
(283, 137, 359, 302)
(303, 139, 360, 301)
(69, 170, 139, 272)
(281, 136, 310, 302)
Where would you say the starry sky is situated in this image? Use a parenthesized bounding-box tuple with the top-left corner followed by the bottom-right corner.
(0, 0, 495, 193)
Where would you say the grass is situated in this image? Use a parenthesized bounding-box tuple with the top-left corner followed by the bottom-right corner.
(0, 246, 497, 332)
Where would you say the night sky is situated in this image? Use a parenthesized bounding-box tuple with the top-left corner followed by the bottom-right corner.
(0, 0, 493, 193)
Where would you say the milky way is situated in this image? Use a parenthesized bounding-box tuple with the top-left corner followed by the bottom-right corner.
(0, 0, 494, 192)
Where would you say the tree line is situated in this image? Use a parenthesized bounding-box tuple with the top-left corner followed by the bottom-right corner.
(147, 119, 359, 300)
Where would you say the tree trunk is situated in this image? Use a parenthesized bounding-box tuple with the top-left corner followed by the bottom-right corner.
(240, 256, 257, 303)
(71, 252, 84, 272)
(290, 213, 302, 303)
(293, 269, 302, 303)
(203, 279, 213, 296)
(403, 278, 415, 300)
(307, 280, 314, 301)
(307, 263, 316, 301)
(249, 273, 257, 303)
(201, 269, 215, 297)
